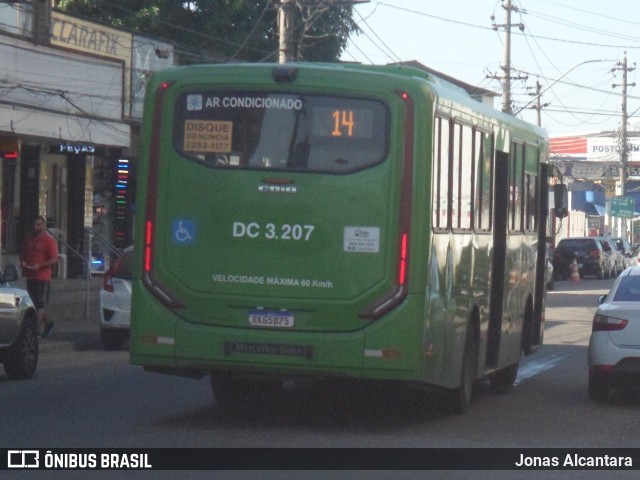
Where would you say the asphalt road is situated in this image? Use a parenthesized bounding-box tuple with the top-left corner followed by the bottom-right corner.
(2, 276, 639, 480)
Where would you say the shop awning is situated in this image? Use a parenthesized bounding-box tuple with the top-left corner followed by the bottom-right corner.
(583, 202, 606, 216)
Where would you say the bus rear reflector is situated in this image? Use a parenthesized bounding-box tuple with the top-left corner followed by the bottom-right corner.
(364, 348, 401, 359)
(141, 333, 175, 345)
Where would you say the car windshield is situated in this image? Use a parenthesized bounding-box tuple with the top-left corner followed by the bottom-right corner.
(559, 239, 596, 251)
(612, 276, 640, 301)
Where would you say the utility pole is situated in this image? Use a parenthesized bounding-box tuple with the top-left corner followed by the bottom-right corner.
(612, 52, 636, 237)
(33, 0, 52, 45)
(279, 0, 296, 63)
(278, 1, 369, 64)
(528, 79, 549, 127)
(490, 0, 527, 114)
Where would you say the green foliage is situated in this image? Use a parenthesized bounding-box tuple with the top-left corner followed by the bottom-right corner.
(55, 0, 360, 64)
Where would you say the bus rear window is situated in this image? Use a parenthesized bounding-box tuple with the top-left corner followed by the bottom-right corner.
(173, 92, 388, 173)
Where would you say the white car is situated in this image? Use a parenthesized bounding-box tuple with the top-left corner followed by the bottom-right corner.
(588, 266, 640, 402)
(99, 246, 132, 350)
(0, 266, 38, 379)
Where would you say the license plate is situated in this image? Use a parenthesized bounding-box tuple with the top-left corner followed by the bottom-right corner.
(248, 310, 294, 328)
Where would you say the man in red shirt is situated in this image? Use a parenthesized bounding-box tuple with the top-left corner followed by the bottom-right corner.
(20, 216, 59, 337)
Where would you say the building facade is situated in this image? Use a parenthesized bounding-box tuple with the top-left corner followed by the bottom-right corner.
(0, 1, 173, 276)
(550, 130, 640, 242)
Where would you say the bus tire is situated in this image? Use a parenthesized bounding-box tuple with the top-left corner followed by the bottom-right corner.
(449, 324, 478, 414)
(489, 362, 519, 394)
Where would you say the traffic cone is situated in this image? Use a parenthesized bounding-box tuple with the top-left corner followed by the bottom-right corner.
(570, 259, 580, 283)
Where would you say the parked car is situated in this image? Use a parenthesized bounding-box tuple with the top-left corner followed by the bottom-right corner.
(0, 265, 38, 379)
(598, 237, 624, 277)
(612, 237, 634, 268)
(99, 246, 132, 350)
(552, 237, 613, 280)
(588, 266, 640, 402)
(546, 259, 554, 290)
(629, 243, 640, 268)
(546, 245, 554, 290)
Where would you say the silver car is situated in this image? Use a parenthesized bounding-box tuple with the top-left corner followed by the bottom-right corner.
(588, 266, 640, 401)
(99, 246, 132, 350)
(0, 266, 38, 379)
(597, 237, 623, 277)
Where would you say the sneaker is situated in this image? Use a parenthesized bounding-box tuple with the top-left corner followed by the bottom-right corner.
(41, 322, 55, 338)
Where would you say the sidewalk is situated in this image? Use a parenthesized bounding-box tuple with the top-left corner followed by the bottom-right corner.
(13, 276, 104, 352)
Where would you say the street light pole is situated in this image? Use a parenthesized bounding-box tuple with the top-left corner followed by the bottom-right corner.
(514, 59, 616, 116)
(612, 52, 636, 238)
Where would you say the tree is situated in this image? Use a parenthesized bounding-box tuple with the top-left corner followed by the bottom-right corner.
(55, 0, 360, 64)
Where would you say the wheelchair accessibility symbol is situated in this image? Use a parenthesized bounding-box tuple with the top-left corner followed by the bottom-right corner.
(172, 219, 196, 244)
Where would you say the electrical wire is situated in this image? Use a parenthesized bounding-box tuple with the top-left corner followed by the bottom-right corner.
(353, 8, 402, 63)
(376, 2, 640, 50)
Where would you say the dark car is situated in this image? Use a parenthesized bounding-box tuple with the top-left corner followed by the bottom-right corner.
(553, 237, 613, 280)
(0, 265, 39, 379)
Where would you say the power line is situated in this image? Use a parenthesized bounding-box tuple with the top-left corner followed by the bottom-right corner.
(353, 8, 401, 63)
(375, 2, 640, 50)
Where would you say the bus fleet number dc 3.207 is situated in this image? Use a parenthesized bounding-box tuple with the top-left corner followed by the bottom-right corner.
(232, 222, 315, 241)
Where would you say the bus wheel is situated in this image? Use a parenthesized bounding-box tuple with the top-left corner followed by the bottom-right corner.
(449, 325, 478, 414)
(489, 362, 519, 394)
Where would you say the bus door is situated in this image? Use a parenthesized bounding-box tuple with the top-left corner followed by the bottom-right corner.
(532, 162, 550, 351)
(486, 150, 509, 368)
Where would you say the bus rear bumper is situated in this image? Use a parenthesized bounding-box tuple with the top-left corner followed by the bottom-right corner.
(131, 313, 424, 382)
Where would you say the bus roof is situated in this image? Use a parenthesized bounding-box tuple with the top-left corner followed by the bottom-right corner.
(148, 62, 548, 144)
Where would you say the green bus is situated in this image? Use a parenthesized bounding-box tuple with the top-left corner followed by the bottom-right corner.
(130, 62, 566, 413)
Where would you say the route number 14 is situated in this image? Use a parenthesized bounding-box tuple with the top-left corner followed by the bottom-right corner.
(331, 110, 354, 137)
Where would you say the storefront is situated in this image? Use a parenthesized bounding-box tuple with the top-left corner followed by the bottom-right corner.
(1, 140, 134, 278)
(0, 7, 171, 277)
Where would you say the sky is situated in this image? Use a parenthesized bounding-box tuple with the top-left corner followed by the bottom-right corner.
(341, 0, 640, 137)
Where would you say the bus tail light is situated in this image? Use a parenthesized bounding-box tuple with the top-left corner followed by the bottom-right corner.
(144, 220, 153, 273)
(359, 91, 413, 320)
(139, 81, 185, 309)
(398, 233, 408, 285)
